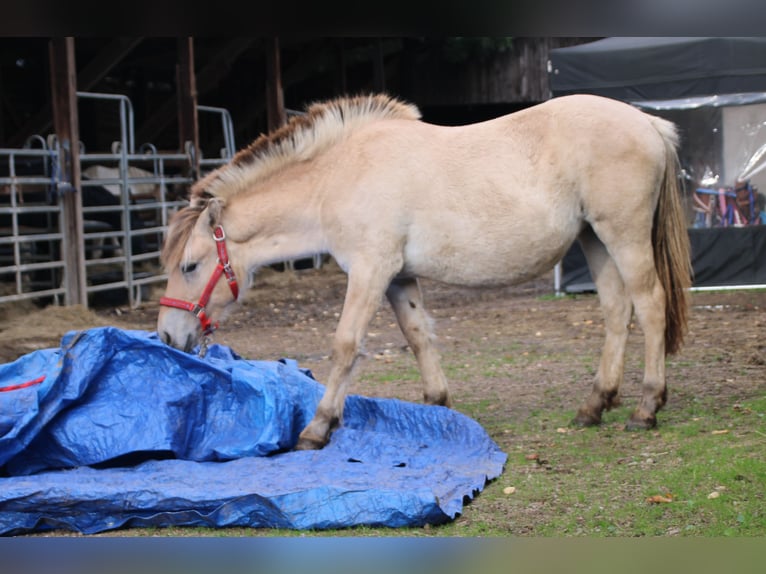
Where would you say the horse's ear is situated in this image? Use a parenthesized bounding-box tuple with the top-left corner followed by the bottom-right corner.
(190, 191, 212, 209)
(207, 197, 225, 227)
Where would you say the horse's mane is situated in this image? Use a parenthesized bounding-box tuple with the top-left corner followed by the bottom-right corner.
(161, 203, 206, 270)
(190, 93, 421, 203)
(162, 93, 420, 271)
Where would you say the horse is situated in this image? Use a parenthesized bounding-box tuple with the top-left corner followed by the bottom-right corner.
(157, 93, 693, 451)
(81, 164, 166, 200)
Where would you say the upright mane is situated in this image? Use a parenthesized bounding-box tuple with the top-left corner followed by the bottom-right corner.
(161, 93, 421, 271)
(190, 93, 421, 203)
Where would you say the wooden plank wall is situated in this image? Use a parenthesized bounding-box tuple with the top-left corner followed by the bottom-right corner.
(410, 38, 593, 106)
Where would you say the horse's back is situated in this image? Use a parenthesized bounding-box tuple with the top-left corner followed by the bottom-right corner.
(519, 94, 669, 162)
(344, 94, 668, 195)
(323, 95, 673, 287)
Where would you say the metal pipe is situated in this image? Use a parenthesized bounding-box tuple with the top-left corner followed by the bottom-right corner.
(553, 262, 562, 296)
(198, 105, 236, 159)
(76, 91, 135, 153)
(690, 284, 766, 292)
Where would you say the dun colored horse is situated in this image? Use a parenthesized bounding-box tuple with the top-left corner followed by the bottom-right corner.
(157, 93, 692, 450)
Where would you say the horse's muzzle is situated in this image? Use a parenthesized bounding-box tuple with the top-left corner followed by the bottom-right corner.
(160, 330, 195, 354)
(158, 225, 239, 348)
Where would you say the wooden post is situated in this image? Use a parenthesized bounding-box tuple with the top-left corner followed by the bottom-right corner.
(139, 39, 254, 145)
(10, 38, 143, 148)
(177, 37, 200, 178)
(0, 65, 4, 144)
(265, 38, 286, 131)
(49, 37, 87, 307)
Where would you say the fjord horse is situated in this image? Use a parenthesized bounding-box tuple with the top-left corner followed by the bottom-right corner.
(157, 93, 692, 450)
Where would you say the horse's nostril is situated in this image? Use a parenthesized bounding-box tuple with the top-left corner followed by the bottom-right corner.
(161, 331, 172, 346)
(184, 333, 194, 353)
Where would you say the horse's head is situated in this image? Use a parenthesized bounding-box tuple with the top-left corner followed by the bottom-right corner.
(157, 197, 241, 354)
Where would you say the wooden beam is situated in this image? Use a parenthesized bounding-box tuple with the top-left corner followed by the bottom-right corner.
(49, 37, 87, 307)
(265, 38, 286, 131)
(176, 37, 200, 177)
(78, 37, 145, 91)
(279, 39, 401, 94)
(9, 37, 144, 148)
(137, 38, 255, 145)
(231, 39, 403, 143)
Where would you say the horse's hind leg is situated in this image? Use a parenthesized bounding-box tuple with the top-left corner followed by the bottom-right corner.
(619, 261, 668, 430)
(573, 227, 633, 426)
(386, 277, 451, 407)
(587, 227, 668, 430)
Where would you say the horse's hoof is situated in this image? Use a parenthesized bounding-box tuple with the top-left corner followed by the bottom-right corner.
(571, 410, 601, 427)
(294, 434, 328, 451)
(603, 394, 622, 411)
(625, 414, 657, 431)
(424, 391, 452, 408)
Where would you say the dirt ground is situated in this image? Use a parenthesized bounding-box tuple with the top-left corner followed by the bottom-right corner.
(1, 260, 765, 535)
(2, 259, 764, 437)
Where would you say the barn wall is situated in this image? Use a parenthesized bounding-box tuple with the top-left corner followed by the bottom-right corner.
(409, 38, 594, 107)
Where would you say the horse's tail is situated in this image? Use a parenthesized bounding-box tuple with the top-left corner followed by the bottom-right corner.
(650, 116, 693, 355)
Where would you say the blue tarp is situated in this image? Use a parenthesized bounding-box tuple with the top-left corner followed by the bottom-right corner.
(0, 327, 506, 535)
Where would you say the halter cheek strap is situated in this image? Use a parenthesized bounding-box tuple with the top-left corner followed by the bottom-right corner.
(159, 225, 240, 338)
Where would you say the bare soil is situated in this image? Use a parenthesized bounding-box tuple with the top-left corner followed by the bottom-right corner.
(3, 261, 764, 411)
(1, 261, 765, 534)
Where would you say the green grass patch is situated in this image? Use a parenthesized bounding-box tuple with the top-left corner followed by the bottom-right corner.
(481, 394, 766, 537)
(358, 365, 421, 384)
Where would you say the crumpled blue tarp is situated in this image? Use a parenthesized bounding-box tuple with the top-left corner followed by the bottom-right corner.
(0, 327, 506, 535)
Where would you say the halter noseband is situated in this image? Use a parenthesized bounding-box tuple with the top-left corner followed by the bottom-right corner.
(159, 225, 240, 342)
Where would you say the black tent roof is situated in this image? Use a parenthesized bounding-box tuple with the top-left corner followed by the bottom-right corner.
(549, 37, 766, 101)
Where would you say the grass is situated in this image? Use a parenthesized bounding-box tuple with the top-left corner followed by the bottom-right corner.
(358, 365, 421, 385)
(456, 394, 766, 537)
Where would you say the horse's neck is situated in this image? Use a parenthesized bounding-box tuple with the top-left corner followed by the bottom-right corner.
(226, 168, 327, 269)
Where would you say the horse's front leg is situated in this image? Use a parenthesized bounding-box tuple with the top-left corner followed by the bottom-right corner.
(295, 264, 393, 450)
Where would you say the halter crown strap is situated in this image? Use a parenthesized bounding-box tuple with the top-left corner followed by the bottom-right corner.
(213, 225, 239, 300)
(159, 224, 240, 337)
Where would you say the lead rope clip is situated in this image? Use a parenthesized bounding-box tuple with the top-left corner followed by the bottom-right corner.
(198, 335, 211, 359)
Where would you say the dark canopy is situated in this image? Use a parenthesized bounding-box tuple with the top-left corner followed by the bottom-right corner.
(549, 37, 766, 101)
(550, 37, 766, 292)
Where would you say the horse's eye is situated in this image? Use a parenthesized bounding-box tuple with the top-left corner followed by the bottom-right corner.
(181, 262, 198, 274)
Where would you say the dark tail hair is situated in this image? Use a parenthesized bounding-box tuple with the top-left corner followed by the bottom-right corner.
(650, 116, 693, 355)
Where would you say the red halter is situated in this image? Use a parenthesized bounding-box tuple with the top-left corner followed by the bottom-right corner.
(159, 225, 240, 337)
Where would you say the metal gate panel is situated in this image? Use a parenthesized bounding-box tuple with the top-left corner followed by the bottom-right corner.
(0, 144, 66, 305)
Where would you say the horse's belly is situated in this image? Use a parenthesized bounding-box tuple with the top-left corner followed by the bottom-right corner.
(403, 233, 571, 287)
(394, 169, 584, 286)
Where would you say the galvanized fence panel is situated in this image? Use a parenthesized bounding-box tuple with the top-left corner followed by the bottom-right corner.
(0, 143, 67, 305)
(2, 92, 324, 309)
(79, 149, 193, 307)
